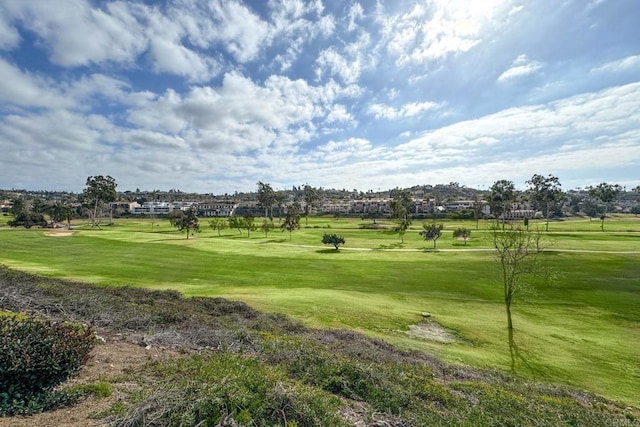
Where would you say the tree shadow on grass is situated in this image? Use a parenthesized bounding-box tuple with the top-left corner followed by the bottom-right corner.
(420, 248, 440, 253)
(377, 242, 404, 250)
(316, 248, 341, 254)
(260, 238, 288, 244)
(508, 329, 538, 374)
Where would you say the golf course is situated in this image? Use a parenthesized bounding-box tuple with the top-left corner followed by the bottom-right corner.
(1, 214, 638, 408)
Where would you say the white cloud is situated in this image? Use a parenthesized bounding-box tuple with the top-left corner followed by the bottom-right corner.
(175, 0, 270, 64)
(126, 72, 357, 154)
(347, 3, 364, 32)
(316, 47, 362, 84)
(497, 54, 543, 82)
(368, 101, 441, 120)
(325, 104, 354, 124)
(0, 58, 70, 109)
(380, 1, 517, 66)
(591, 55, 640, 74)
(316, 137, 374, 162)
(148, 38, 218, 82)
(3, 0, 147, 67)
(0, 12, 20, 49)
(396, 83, 640, 163)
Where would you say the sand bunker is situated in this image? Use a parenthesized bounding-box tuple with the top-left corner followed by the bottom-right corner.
(406, 321, 457, 343)
(44, 230, 74, 237)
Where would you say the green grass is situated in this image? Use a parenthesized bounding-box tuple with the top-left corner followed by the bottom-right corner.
(0, 216, 639, 407)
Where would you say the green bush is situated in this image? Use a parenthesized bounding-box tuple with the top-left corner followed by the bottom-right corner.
(0, 314, 96, 415)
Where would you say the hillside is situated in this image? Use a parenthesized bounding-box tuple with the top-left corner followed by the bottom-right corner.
(1, 266, 638, 426)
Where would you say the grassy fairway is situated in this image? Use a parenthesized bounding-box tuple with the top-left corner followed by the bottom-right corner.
(0, 216, 639, 406)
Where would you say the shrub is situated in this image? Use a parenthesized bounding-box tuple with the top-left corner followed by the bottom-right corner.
(114, 352, 346, 427)
(0, 314, 96, 415)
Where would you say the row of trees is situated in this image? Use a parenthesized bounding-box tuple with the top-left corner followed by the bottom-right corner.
(6, 175, 635, 233)
(486, 176, 624, 231)
(7, 197, 76, 229)
(167, 204, 304, 240)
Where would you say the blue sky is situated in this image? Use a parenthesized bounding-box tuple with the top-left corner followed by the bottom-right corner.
(1, 0, 639, 194)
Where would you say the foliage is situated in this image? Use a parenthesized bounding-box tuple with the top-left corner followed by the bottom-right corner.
(490, 224, 548, 331)
(261, 219, 275, 237)
(420, 223, 443, 249)
(83, 175, 117, 228)
(472, 196, 485, 229)
(587, 182, 622, 231)
(242, 215, 256, 237)
(281, 202, 301, 240)
(51, 203, 77, 228)
(168, 207, 200, 239)
(256, 181, 276, 219)
(117, 352, 346, 427)
(7, 211, 47, 229)
(303, 184, 320, 225)
(6, 197, 47, 229)
(486, 180, 515, 222)
(390, 188, 414, 243)
(0, 314, 95, 415)
(453, 227, 471, 245)
(228, 215, 243, 234)
(208, 218, 227, 237)
(322, 233, 345, 250)
(526, 174, 562, 231)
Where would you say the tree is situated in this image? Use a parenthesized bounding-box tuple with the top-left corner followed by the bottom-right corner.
(491, 224, 549, 332)
(8, 198, 25, 217)
(8, 211, 47, 229)
(322, 233, 345, 250)
(526, 174, 562, 232)
(51, 203, 77, 229)
(32, 198, 53, 226)
(281, 203, 301, 240)
(256, 181, 275, 219)
(389, 188, 414, 243)
(486, 180, 515, 225)
(273, 191, 287, 222)
(7, 198, 47, 229)
(261, 219, 275, 238)
(228, 216, 243, 235)
(209, 218, 227, 237)
(83, 175, 117, 228)
(453, 227, 471, 245)
(242, 215, 256, 237)
(303, 184, 320, 225)
(587, 183, 622, 231)
(420, 223, 443, 249)
(472, 195, 484, 230)
(168, 208, 200, 239)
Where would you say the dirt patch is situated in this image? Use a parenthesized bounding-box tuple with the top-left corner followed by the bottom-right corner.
(406, 321, 457, 343)
(0, 337, 181, 427)
(43, 231, 74, 237)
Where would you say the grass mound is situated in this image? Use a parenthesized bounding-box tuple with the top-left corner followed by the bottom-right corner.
(1, 265, 638, 425)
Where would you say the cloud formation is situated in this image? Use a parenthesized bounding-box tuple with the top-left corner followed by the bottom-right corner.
(0, 0, 639, 193)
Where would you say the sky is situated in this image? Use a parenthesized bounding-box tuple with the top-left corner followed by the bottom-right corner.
(1, 0, 639, 194)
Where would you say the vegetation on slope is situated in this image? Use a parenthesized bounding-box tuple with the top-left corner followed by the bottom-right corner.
(1, 266, 637, 426)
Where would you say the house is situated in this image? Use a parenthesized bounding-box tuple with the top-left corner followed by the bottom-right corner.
(197, 202, 238, 217)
